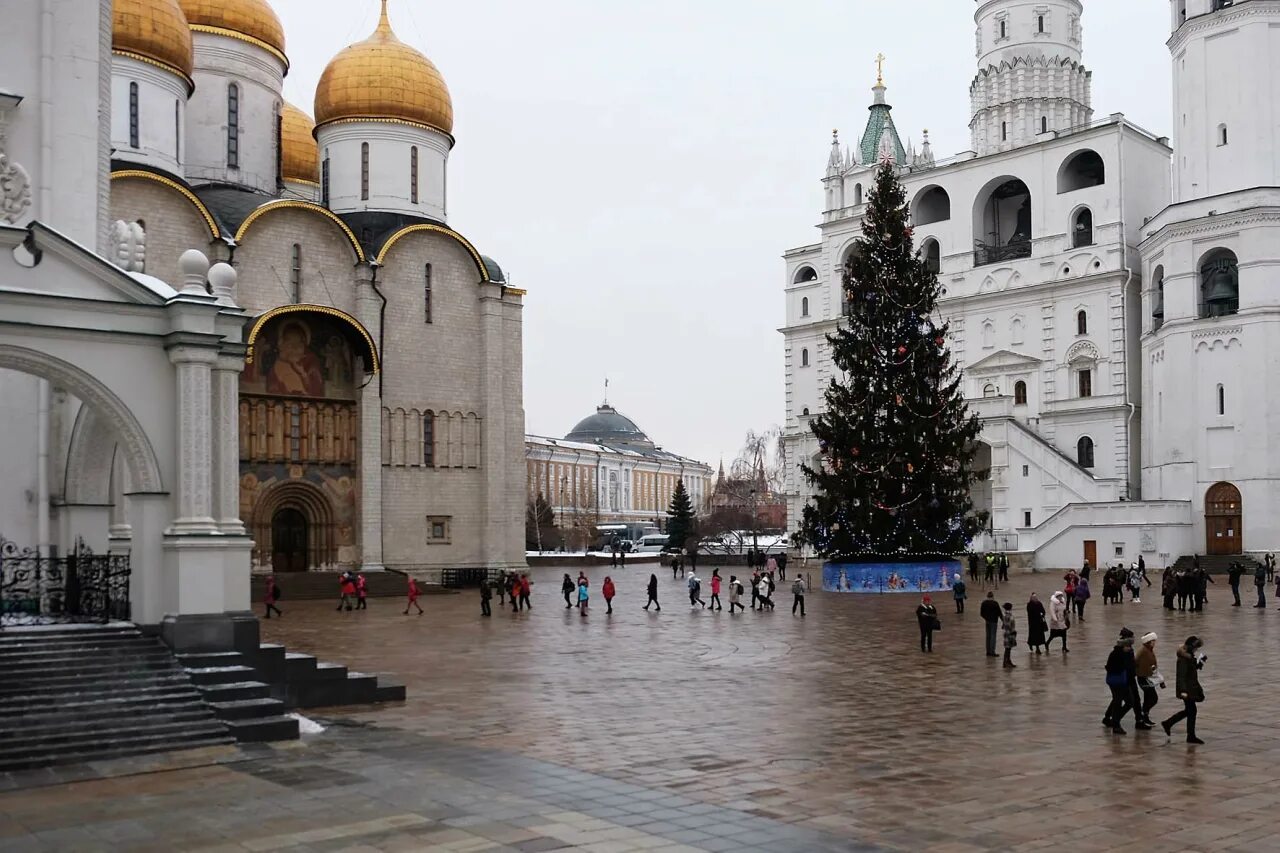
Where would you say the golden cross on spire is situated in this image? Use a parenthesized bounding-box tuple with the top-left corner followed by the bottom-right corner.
(876, 53, 886, 86)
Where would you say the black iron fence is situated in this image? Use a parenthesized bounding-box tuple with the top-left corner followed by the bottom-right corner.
(973, 239, 1032, 268)
(0, 537, 131, 625)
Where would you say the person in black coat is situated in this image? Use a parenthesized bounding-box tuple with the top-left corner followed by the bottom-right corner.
(1026, 593, 1048, 654)
(980, 592, 1002, 657)
(1103, 629, 1138, 734)
(915, 595, 939, 653)
(1161, 636, 1206, 744)
(643, 574, 660, 611)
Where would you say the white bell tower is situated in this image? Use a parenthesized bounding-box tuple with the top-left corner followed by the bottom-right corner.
(970, 0, 1092, 155)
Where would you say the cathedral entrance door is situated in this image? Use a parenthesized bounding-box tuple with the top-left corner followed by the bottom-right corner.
(272, 508, 310, 572)
(1205, 482, 1242, 556)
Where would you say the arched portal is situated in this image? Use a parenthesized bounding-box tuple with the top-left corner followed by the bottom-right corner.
(1205, 481, 1242, 555)
(251, 480, 337, 571)
(271, 508, 309, 573)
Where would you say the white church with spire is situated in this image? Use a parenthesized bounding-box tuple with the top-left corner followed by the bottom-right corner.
(782, 0, 1280, 569)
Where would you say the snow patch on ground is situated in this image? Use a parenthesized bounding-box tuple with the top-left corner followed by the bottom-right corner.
(290, 713, 326, 736)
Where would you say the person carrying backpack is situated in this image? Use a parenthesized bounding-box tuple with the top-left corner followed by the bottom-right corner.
(791, 575, 806, 616)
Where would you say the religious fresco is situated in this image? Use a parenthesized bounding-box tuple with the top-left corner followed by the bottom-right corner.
(242, 314, 357, 401)
(823, 560, 963, 594)
(240, 464, 359, 568)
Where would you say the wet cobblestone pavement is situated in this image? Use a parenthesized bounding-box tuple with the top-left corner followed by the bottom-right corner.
(3, 566, 1280, 851)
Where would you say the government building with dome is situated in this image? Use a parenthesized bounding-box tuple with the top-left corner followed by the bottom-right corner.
(526, 404, 712, 544)
(0, 0, 527, 583)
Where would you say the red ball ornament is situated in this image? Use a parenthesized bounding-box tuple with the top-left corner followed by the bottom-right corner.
(897, 345, 907, 355)
(935, 336, 945, 347)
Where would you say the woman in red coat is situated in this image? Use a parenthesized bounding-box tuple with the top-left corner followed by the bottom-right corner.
(264, 575, 282, 619)
(338, 573, 356, 612)
(404, 576, 423, 615)
(602, 576, 616, 614)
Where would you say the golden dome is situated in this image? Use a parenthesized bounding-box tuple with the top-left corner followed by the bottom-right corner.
(112, 0, 194, 84)
(314, 1, 453, 136)
(178, 0, 287, 68)
(281, 103, 319, 185)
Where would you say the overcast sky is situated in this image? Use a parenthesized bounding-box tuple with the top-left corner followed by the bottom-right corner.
(273, 0, 1172, 469)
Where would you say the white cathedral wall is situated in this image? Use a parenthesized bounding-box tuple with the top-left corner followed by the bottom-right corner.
(231, 209, 360, 316)
(109, 178, 223, 286)
(110, 57, 186, 177)
(317, 122, 450, 222)
(183, 33, 284, 195)
(0, 372, 41, 545)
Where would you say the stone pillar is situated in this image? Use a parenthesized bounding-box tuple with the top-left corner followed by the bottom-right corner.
(479, 283, 507, 567)
(165, 344, 219, 535)
(107, 453, 132, 557)
(211, 353, 246, 535)
(126, 491, 170, 628)
(356, 266, 384, 571)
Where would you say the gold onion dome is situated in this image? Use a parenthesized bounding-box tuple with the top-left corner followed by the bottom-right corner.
(314, 1, 454, 136)
(112, 0, 195, 83)
(281, 103, 319, 184)
(177, 0, 287, 68)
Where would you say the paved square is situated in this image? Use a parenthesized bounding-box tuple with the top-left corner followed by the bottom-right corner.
(3, 566, 1280, 852)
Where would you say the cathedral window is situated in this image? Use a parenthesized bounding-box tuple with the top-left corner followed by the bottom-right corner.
(1038, 15, 1044, 33)
(321, 150, 331, 207)
(999, 19, 1007, 39)
(1041, 116, 1048, 134)
(424, 264, 433, 324)
(423, 411, 436, 467)
(1218, 124, 1228, 146)
(854, 184, 863, 206)
(1001, 122, 1008, 142)
(1151, 265, 1165, 331)
(801, 348, 810, 367)
(227, 84, 240, 169)
(913, 187, 951, 226)
(1014, 381, 1027, 406)
(801, 297, 809, 317)
(922, 239, 941, 275)
(290, 244, 302, 303)
(1072, 208, 1094, 248)
(793, 266, 817, 284)
(1011, 317, 1024, 345)
(1076, 310, 1088, 335)
(983, 384, 997, 398)
(128, 83, 139, 149)
(1058, 150, 1105, 192)
(410, 146, 419, 203)
(1217, 384, 1226, 416)
(982, 321, 995, 349)
(1077, 369, 1092, 398)
(275, 105, 283, 186)
(175, 100, 181, 158)
(361, 143, 370, 200)
(1076, 436, 1095, 469)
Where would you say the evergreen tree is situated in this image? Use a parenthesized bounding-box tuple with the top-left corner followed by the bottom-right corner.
(800, 160, 988, 560)
(665, 479, 696, 552)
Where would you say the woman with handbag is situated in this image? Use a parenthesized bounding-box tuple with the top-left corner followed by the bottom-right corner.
(915, 595, 940, 653)
(1161, 636, 1207, 744)
(1046, 591, 1071, 653)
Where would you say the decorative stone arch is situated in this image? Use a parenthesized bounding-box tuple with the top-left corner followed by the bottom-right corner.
(249, 479, 337, 570)
(375, 224, 491, 282)
(110, 170, 221, 240)
(244, 304, 380, 374)
(0, 345, 163, 494)
(1065, 340, 1100, 365)
(234, 200, 365, 264)
(64, 405, 119, 505)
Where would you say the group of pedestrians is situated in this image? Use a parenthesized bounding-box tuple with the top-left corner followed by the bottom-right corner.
(492, 570, 532, 614)
(1225, 555, 1279, 608)
(559, 572, 617, 615)
(966, 551, 1010, 585)
(1103, 627, 1208, 743)
(745, 549, 788, 580)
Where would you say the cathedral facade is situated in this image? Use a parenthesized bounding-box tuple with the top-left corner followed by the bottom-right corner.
(782, 0, 1280, 568)
(2, 0, 526, 578)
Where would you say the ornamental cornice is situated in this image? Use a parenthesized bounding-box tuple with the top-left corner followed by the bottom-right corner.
(1141, 208, 1280, 253)
(1191, 326, 1242, 339)
(1168, 1, 1280, 52)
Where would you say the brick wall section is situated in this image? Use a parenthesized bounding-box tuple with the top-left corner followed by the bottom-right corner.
(233, 209, 360, 315)
(109, 180, 220, 286)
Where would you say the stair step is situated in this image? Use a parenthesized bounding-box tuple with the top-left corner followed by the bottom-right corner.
(0, 679, 199, 707)
(0, 631, 144, 650)
(207, 697, 287, 721)
(372, 677, 406, 703)
(0, 657, 181, 680)
(0, 720, 230, 761)
(0, 648, 172, 667)
(184, 666, 257, 686)
(196, 681, 271, 703)
(175, 652, 244, 669)
(224, 714, 298, 743)
(0, 671, 191, 698)
(0, 639, 160, 658)
(309, 662, 348, 681)
(0, 690, 204, 720)
(0, 707, 216, 739)
(0, 730, 234, 772)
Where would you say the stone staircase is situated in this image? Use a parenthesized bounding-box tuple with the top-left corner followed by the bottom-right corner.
(1170, 554, 1263, 576)
(183, 643, 405, 711)
(0, 625, 249, 771)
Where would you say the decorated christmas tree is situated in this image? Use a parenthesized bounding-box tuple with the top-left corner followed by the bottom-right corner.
(665, 479, 695, 552)
(800, 160, 988, 560)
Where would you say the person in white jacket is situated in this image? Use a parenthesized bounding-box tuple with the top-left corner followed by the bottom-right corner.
(757, 576, 774, 611)
(1046, 590, 1071, 653)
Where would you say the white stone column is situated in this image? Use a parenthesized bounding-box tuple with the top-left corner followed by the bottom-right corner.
(211, 353, 246, 535)
(165, 343, 219, 535)
(478, 284, 507, 566)
(107, 452, 132, 556)
(356, 266, 385, 570)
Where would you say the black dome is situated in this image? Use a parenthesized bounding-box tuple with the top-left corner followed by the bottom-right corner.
(565, 404, 653, 448)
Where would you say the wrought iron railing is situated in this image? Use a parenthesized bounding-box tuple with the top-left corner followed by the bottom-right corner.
(0, 537, 131, 626)
(973, 240, 1032, 267)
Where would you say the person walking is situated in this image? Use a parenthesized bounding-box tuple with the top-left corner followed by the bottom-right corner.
(355, 573, 368, 610)
(1254, 561, 1268, 608)
(496, 570, 507, 607)
(998, 553, 1010, 583)
(1135, 632, 1163, 728)
(264, 575, 282, 619)
(1161, 636, 1206, 744)
(1026, 592, 1047, 654)
(1073, 576, 1091, 621)
(519, 574, 533, 611)
(968, 552, 980, 582)
(1228, 561, 1244, 606)
(791, 575, 806, 616)
(1001, 603, 1017, 668)
(643, 573, 661, 611)
(577, 579, 589, 615)
(509, 573, 521, 613)
(480, 577, 492, 617)
(980, 592, 1002, 657)
(338, 573, 356, 612)
(729, 575, 745, 613)
(611, 547, 618, 568)
(561, 573, 575, 609)
(984, 553, 996, 586)
(709, 569, 723, 611)
(776, 551, 786, 581)
(916, 595, 939, 653)
(952, 574, 967, 614)
(672, 554, 681, 580)
(1268, 552, 1276, 584)
(688, 572, 706, 609)
(757, 574, 774, 611)
(602, 576, 616, 614)
(1046, 590, 1071, 653)
(750, 570, 762, 611)
(1103, 630, 1138, 734)
(689, 549, 699, 575)
(404, 575, 423, 615)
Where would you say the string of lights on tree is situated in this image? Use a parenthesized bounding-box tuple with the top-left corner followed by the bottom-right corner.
(798, 158, 989, 560)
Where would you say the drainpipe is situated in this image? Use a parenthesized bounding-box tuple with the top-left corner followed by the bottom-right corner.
(1117, 121, 1137, 502)
(370, 264, 388, 564)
